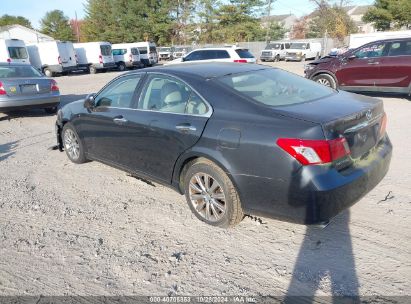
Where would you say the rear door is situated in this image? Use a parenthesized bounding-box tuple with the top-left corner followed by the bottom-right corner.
(7, 45, 29, 64)
(336, 41, 387, 89)
(129, 73, 211, 182)
(377, 40, 411, 91)
(100, 44, 114, 63)
(57, 42, 76, 68)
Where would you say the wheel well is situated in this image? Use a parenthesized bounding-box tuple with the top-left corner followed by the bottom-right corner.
(312, 72, 338, 86)
(177, 156, 231, 194)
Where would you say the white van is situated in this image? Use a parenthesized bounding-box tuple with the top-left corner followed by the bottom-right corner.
(285, 42, 322, 62)
(131, 42, 157, 67)
(0, 39, 30, 64)
(349, 30, 411, 49)
(111, 43, 142, 71)
(74, 42, 116, 74)
(260, 41, 291, 62)
(27, 41, 78, 77)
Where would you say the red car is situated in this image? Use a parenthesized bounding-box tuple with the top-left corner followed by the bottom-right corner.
(305, 37, 411, 95)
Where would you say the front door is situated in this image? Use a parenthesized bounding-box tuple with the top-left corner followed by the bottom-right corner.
(80, 74, 143, 166)
(336, 41, 387, 89)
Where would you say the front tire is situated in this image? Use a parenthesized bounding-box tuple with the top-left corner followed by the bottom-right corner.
(62, 123, 87, 164)
(89, 66, 97, 74)
(183, 159, 244, 228)
(313, 74, 337, 89)
(44, 106, 58, 114)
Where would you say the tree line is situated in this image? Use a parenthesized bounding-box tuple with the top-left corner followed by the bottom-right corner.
(1, 0, 410, 45)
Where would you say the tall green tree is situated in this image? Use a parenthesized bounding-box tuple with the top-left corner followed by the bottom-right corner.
(307, 1, 357, 41)
(0, 14, 33, 28)
(363, 0, 411, 31)
(40, 10, 74, 41)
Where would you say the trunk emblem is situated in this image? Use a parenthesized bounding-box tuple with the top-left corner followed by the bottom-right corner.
(366, 110, 372, 120)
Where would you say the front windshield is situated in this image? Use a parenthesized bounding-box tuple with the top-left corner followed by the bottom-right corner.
(290, 43, 307, 50)
(218, 68, 334, 107)
(174, 47, 185, 52)
(159, 47, 171, 52)
(266, 44, 281, 50)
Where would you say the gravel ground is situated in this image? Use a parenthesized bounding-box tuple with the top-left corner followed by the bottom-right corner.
(0, 63, 410, 299)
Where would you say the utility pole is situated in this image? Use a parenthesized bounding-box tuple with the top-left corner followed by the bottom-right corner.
(265, 0, 273, 45)
(75, 11, 80, 43)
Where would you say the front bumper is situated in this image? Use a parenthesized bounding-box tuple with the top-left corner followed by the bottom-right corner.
(0, 94, 60, 111)
(92, 62, 116, 69)
(285, 54, 303, 61)
(235, 136, 392, 225)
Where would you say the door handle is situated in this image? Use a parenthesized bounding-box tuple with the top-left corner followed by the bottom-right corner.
(113, 117, 128, 124)
(176, 124, 196, 132)
(367, 62, 379, 65)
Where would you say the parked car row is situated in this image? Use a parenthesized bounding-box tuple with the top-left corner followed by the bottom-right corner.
(157, 46, 192, 61)
(0, 39, 159, 76)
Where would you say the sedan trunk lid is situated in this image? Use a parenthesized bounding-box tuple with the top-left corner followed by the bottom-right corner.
(1, 78, 52, 96)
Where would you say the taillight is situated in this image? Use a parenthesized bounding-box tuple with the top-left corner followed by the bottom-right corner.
(50, 79, 59, 92)
(99, 55, 103, 64)
(58, 56, 62, 64)
(6, 58, 11, 63)
(0, 81, 6, 95)
(277, 137, 350, 166)
(234, 59, 247, 63)
(379, 113, 387, 138)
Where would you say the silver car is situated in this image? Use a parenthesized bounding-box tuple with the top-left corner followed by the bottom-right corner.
(0, 63, 60, 113)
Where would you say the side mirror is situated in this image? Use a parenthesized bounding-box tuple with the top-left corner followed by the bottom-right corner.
(348, 54, 357, 60)
(84, 93, 95, 109)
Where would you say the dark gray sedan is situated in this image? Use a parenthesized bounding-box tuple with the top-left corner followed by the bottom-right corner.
(0, 63, 60, 113)
(55, 63, 392, 228)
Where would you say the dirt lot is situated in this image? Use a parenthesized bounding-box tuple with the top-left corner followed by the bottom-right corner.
(0, 62, 410, 300)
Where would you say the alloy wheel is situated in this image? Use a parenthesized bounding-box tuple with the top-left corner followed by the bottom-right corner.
(64, 129, 80, 160)
(188, 172, 226, 222)
(317, 78, 331, 87)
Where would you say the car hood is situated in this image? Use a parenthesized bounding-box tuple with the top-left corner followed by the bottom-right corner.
(165, 58, 183, 65)
(308, 55, 339, 65)
(272, 90, 382, 124)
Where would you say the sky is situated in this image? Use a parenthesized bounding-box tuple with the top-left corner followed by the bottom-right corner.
(2, 0, 375, 29)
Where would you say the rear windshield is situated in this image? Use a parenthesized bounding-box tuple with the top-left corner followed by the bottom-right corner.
(100, 45, 112, 56)
(235, 49, 254, 58)
(138, 47, 148, 54)
(149, 46, 156, 53)
(112, 49, 126, 55)
(218, 69, 334, 107)
(0, 65, 42, 78)
(131, 48, 139, 55)
(8, 47, 28, 59)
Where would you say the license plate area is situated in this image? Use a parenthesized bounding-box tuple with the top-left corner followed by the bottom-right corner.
(20, 84, 38, 94)
(346, 124, 379, 159)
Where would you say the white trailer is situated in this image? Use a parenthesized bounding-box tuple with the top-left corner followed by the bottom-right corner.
(27, 41, 78, 77)
(112, 43, 142, 71)
(74, 42, 116, 74)
(349, 30, 411, 49)
(0, 39, 30, 64)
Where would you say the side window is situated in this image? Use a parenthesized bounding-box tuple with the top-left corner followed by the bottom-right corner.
(214, 50, 230, 59)
(185, 50, 203, 61)
(355, 42, 386, 59)
(138, 75, 208, 115)
(281, 44, 284, 50)
(306, 43, 310, 49)
(285, 43, 290, 49)
(388, 41, 411, 56)
(95, 75, 141, 108)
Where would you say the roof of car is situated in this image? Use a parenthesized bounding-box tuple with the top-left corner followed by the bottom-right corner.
(134, 62, 269, 79)
(0, 63, 33, 67)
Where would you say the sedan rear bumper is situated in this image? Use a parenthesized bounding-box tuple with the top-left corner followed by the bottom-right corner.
(0, 95, 60, 111)
(235, 136, 392, 225)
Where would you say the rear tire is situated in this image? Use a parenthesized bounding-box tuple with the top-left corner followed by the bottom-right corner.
(275, 54, 280, 62)
(89, 66, 97, 74)
(301, 55, 306, 62)
(313, 74, 337, 89)
(43, 68, 53, 77)
(183, 158, 244, 228)
(62, 123, 87, 164)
